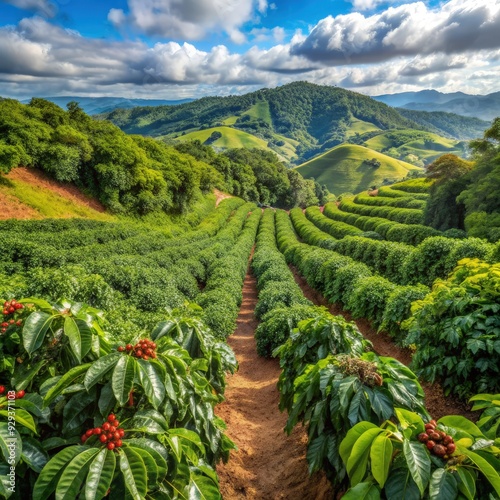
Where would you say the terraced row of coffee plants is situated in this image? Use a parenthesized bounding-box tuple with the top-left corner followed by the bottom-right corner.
(251, 210, 500, 499)
(0, 199, 262, 498)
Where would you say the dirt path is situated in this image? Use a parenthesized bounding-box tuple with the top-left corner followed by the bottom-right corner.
(216, 270, 333, 500)
(289, 266, 477, 421)
(214, 189, 233, 207)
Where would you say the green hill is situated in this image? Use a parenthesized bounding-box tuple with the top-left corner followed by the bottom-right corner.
(102, 82, 419, 164)
(363, 129, 466, 165)
(101, 82, 484, 166)
(296, 144, 420, 194)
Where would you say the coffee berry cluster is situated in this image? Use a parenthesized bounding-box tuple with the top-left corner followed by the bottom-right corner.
(1, 300, 24, 333)
(0, 386, 25, 399)
(81, 414, 124, 451)
(418, 419, 456, 459)
(117, 339, 157, 360)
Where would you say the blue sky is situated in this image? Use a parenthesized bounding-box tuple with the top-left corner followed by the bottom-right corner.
(0, 0, 499, 99)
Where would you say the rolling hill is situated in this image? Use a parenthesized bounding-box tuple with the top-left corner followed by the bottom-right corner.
(20, 96, 193, 115)
(373, 90, 500, 121)
(101, 82, 486, 170)
(296, 144, 420, 195)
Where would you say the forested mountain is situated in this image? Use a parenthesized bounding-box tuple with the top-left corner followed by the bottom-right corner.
(374, 90, 500, 121)
(101, 82, 487, 165)
(102, 82, 419, 163)
(395, 109, 489, 140)
(20, 96, 193, 115)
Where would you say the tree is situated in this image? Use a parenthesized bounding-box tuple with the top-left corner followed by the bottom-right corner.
(424, 154, 473, 231)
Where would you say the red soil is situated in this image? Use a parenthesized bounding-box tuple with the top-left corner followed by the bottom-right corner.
(0, 189, 42, 220)
(216, 270, 333, 499)
(6, 167, 107, 213)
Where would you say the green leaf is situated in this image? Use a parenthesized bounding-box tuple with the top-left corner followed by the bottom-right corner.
(136, 359, 165, 410)
(438, 416, 483, 438)
(84, 352, 122, 390)
(75, 318, 93, 359)
(0, 409, 37, 434)
(429, 468, 458, 500)
(458, 446, 500, 497)
(384, 467, 420, 500)
(151, 320, 176, 340)
(0, 423, 21, 466)
(367, 388, 394, 421)
(188, 468, 222, 500)
(33, 446, 87, 500)
(133, 448, 158, 487)
(43, 363, 91, 407)
(456, 467, 476, 500)
(403, 440, 431, 496)
(64, 316, 82, 363)
(23, 311, 54, 356)
(347, 428, 384, 486)
(21, 436, 49, 473)
(395, 408, 425, 434)
(168, 428, 205, 454)
(306, 434, 328, 474)
(370, 434, 393, 488)
(112, 356, 136, 406)
(56, 448, 100, 500)
(340, 422, 379, 465)
(124, 438, 168, 480)
(85, 448, 116, 500)
(342, 481, 381, 500)
(120, 447, 147, 500)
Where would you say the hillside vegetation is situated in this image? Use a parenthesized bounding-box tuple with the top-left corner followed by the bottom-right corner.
(296, 144, 419, 194)
(101, 82, 483, 170)
(0, 98, 324, 213)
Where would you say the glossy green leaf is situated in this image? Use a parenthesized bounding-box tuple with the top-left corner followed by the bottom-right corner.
(342, 481, 381, 500)
(120, 447, 147, 500)
(137, 359, 165, 409)
(56, 447, 99, 500)
(112, 356, 136, 406)
(340, 422, 379, 465)
(458, 446, 500, 497)
(22, 312, 54, 356)
(456, 467, 476, 500)
(33, 446, 86, 500)
(0, 423, 21, 466)
(64, 316, 82, 363)
(21, 436, 49, 473)
(429, 468, 458, 500)
(84, 352, 121, 390)
(0, 408, 37, 434)
(370, 434, 393, 488)
(85, 448, 116, 500)
(188, 469, 222, 500)
(347, 428, 384, 486)
(384, 467, 420, 500)
(403, 440, 431, 496)
(44, 363, 91, 407)
(439, 416, 483, 438)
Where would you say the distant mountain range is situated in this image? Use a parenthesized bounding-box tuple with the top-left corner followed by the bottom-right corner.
(373, 90, 500, 121)
(20, 96, 193, 115)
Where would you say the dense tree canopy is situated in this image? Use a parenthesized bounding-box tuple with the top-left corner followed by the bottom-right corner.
(0, 98, 222, 215)
(174, 140, 329, 208)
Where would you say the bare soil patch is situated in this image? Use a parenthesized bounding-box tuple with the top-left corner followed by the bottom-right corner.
(0, 189, 42, 220)
(216, 270, 333, 499)
(7, 167, 107, 213)
(214, 189, 233, 207)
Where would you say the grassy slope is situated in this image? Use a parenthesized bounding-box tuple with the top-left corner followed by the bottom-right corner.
(364, 130, 462, 163)
(0, 170, 114, 221)
(242, 101, 272, 123)
(178, 126, 269, 149)
(346, 118, 381, 137)
(296, 144, 420, 194)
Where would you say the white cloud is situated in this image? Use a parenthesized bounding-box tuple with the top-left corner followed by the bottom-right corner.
(249, 26, 285, 43)
(108, 0, 267, 42)
(291, 0, 500, 64)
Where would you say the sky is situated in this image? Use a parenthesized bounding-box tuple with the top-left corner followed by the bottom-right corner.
(0, 0, 499, 100)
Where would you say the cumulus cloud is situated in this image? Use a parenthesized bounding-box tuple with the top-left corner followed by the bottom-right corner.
(291, 0, 500, 65)
(108, 0, 268, 42)
(1, 0, 56, 17)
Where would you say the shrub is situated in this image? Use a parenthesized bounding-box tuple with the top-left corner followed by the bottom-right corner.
(405, 258, 500, 399)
